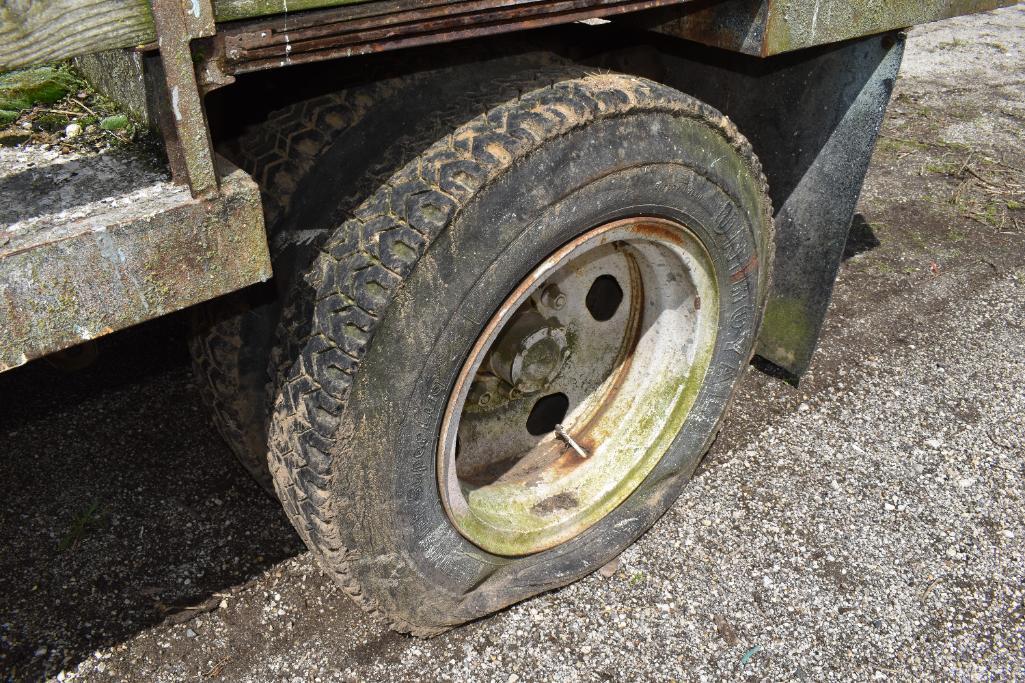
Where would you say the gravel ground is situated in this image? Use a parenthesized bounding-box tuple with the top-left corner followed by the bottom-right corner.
(1, 6, 1023, 682)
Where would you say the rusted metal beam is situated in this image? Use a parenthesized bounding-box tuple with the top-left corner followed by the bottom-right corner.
(149, 0, 219, 196)
(3, 0, 1017, 73)
(217, 0, 696, 73)
(0, 155, 271, 373)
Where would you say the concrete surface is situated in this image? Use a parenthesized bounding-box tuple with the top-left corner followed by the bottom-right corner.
(1, 5, 1023, 682)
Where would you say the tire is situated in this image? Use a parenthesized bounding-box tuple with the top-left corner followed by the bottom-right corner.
(188, 49, 575, 490)
(268, 72, 774, 634)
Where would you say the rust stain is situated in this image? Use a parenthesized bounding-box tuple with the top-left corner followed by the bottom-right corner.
(150, 0, 219, 195)
(729, 254, 758, 283)
(550, 442, 591, 476)
(532, 491, 579, 515)
(627, 219, 690, 247)
(217, 0, 696, 74)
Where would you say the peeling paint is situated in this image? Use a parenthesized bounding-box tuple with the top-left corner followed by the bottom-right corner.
(171, 85, 182, 122)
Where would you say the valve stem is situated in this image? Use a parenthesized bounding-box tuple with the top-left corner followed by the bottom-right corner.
(554, 423, 590, 458)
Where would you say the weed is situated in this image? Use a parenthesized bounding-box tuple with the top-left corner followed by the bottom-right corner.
(58, 501, 107, 551)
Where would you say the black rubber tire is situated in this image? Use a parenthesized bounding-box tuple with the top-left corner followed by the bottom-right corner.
(188, 50, 575, 491)
(268, 72, 774, 634)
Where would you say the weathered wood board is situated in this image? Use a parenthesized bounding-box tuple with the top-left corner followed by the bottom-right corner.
(213, 0, 365, 22)
(640, 0, 1019, 56)
(1, 0, 157, 71)
(0, 0, 371, 71)
(0, 0, 1018, 71)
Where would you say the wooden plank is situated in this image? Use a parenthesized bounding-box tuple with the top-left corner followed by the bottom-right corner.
(0, 153, 270, 372)
(3, 0, 1017, 74)
(0, 0, 156, 71)
(762, 0, 1018, 55)
(212, 0, 368, 23)
(643, 0, 1018, 56)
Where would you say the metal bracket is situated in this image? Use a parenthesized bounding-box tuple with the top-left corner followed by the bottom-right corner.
(149, 0, 219, 197)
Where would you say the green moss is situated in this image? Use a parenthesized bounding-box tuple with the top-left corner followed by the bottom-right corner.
(0, 109, 16, 126)
(978, 203, 1001, 226)
(760, 298, 812, 368)
(947, 226, 969, 242)
(35, 112, 68, 131)
(0, 66, 76, 113)
(924, 161, 960, 176)
(99, 114, 129, 131)
(876, 136, 930, 156)
(870, 261, 897, 275)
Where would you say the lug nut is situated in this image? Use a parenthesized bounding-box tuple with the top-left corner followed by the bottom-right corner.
(540, 284, 566, 310)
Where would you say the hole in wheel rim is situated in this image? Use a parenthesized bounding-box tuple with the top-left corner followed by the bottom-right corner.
(585, 274, 623, 321)
(525, 393, 570, 436)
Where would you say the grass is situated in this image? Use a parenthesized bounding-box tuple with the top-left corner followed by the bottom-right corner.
(877, 136, 930, 156)
(58, 501, 107, 551)
(900, 139, 1025, 232)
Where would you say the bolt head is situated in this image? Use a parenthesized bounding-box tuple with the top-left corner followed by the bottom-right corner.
(540, 284, 566, 310)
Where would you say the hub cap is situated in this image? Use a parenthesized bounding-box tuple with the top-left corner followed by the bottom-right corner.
(438, 217, 719, 556)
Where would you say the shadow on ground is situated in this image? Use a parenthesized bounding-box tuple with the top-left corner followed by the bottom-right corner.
(842, 213, 882, 261)
(0, 312, 303, 681)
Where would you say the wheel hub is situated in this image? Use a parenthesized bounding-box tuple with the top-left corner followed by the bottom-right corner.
(487, 309, 569, 397)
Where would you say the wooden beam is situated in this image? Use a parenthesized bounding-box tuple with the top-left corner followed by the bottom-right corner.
(641, 0, 1018, 56)
(212, 0, 367, 23)
(0, 0, 157, 71)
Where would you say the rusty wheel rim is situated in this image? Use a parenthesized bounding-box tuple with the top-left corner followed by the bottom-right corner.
(437, 217, 719, 556)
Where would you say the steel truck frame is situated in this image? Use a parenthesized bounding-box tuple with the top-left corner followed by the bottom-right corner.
(0, 0, 1014, 633)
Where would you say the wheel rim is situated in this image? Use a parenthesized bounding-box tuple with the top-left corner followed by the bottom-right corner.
(437, 217, 719, 556)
